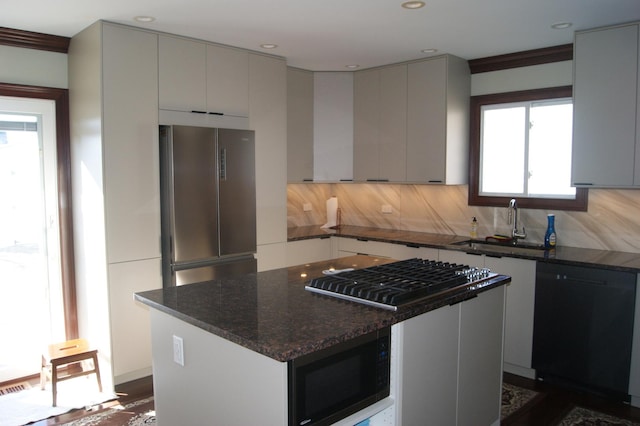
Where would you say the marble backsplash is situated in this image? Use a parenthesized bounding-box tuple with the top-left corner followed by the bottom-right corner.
(287, 183, 640, 253)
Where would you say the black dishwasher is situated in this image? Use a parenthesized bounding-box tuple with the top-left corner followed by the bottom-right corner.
(532, 262, 636, 401)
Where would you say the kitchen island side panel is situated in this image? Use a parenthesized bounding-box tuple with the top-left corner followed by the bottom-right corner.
(149, 309, 287, 426)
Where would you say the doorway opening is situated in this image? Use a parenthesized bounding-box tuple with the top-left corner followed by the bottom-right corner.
(0, 96, 67, 383)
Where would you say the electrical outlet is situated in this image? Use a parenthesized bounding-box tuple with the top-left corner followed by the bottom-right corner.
(381, 205, 393, 214)
(173, 335, 184, 366)
(303, 203, 312, 212)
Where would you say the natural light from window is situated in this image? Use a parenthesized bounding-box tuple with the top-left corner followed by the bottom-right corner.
(479, 98, 575, 199)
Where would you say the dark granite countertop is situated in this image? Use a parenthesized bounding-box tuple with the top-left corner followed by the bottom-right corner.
(289, 225, 640, 273)
(135, 255, 509, 363)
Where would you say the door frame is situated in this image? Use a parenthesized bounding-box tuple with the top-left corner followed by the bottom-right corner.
(0, 83, 78, 340)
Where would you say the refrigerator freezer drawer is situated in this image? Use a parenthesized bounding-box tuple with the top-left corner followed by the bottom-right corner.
(173, 256, 257, 286)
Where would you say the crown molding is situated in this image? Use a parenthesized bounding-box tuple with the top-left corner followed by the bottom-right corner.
(0, 27, 70, 53)
(469, 44, 573, 74)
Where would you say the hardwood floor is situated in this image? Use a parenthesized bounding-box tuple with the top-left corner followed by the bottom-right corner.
(22, 373, 640, 425)
(32, 376, 154, 425)
(503, 372, 640, 425)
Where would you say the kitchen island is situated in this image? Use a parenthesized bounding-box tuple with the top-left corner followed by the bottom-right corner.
(135, 255, 510, 425)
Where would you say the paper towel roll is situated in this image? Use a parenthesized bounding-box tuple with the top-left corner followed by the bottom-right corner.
(320, 196, 338, 229)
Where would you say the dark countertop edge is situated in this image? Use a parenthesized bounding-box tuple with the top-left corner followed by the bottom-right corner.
(134, 273, 511, 362)
(288, 225, 640, 274)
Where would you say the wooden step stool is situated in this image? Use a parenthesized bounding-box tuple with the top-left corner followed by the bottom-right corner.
(40, 338, 103, 406)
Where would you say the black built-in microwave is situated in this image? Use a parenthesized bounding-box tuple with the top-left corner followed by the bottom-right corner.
(288, 326, 391, 426)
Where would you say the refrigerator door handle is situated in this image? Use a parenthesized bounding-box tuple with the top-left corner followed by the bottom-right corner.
(219, 148, 227, 181)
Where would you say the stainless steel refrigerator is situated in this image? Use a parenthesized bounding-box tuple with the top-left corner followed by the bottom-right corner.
(159, 125, 257, 286)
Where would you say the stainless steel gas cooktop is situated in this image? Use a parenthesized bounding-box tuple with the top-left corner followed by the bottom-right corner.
(305, 258, 506, 311)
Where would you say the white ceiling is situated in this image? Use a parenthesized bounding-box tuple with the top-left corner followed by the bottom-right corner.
(2, 0, 640, 71)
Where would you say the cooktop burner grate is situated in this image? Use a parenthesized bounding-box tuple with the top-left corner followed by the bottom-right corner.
(305, 258, 500, 311)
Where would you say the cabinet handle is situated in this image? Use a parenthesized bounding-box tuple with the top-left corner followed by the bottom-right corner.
(208, 112, 224, 116)
(302, 178, 314, 182)
(356, 238, 369, 242)
(191, 110, 207, 114)
(219, 148, 227, 181)
(366, 179, 389, 182)
(405, 244, 420, 248)
(572, 182, 593, 186)
(428, 180, 443, 183)
(340, 179, 353, 182)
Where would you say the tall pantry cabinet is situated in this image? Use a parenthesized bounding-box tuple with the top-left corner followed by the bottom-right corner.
(68, 22, 161, 386)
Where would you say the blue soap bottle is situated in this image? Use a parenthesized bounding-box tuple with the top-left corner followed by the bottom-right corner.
(544, 214, 556, 248)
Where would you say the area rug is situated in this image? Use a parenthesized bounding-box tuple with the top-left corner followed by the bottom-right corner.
(559, 406, 640, 426)
(501, 382, 541, 419)
(61, 397, 155, 426)
(0, 379, 117, 426)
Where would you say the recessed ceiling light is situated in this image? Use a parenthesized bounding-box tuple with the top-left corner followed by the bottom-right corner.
(345, 64, 360, 69)
(401, 1, 426, 9)
(134, 16, 155, 23)
(260, 43, 278, 49)
(551, 22, 573, 29)
(421, 48, 438, 54)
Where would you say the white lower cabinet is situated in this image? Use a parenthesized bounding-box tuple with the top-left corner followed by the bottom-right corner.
(440, 249, 537, 379)
(334, 237, 394, 258)
(390, 244, 438, 261)
(484, 256, 537, 378)
(286, 238, 332, 266)
(394, 284, 506, 425)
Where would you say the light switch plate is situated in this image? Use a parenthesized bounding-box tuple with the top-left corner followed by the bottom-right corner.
(173, 335, 184, 366)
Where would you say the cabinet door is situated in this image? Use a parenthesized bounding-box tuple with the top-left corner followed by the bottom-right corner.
(390, 244, 438, 261)
(336, 237, 393, 258)
(102, 24, 161, 263)
(485, 256, 536, 378)
(287, 68, 314, 182)
(249, 54, 287, 246)
(158, 35, 207, 112)
(458, 285, 506, 426)
(396, 303, 460, 425)
(379, 64, 407, 182)
(353, 69, 380, 181)
(109, 258, 161, 380)
(206, 45, 249, 117)
(407, 58, 447, 183)
(572, 24, 639, 187)
(286, 238, 332, 266)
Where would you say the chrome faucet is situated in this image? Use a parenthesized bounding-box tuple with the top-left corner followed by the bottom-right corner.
(507, 199, 526, 241)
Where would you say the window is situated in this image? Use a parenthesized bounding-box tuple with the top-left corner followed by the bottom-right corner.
(469, 86, 588, 211)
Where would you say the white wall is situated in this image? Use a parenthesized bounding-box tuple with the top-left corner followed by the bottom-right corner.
(471, 60, 573, 96)
(0, 45, 68, 88)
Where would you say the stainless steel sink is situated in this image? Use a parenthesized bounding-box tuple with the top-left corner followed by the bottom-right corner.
(452, 239, 549, 255)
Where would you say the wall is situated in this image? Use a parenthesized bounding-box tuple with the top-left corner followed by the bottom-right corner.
(287, 60, 640, 254)
(0, 45, 68, 88)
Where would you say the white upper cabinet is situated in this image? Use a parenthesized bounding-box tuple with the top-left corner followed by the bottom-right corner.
(353, 55, 469, 184)
(406, 55, 470, 184)
(206, 44, 249, 117)
(158, 35, 206, 112)
(159, 35, 249, 117)
(353, 64, 407, 182)
(287, 67, 314, 182)
(571, 22, 640, 187)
